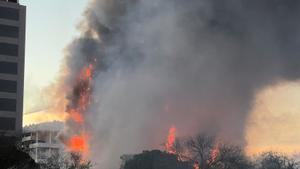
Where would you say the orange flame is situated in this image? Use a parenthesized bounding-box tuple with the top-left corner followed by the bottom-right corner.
(208, 143, 220, 165)
(193, 161, 200, 169)
(65, 63, 95, 158)
(67, 133, 90, 157)
(85, 66, 92, 78)
(165, 126, 177, 154)
(69, 109, 84, 124)
(81, 64, 93, 80)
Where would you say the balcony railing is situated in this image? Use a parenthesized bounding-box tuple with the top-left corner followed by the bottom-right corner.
(29, 143, 61, 149)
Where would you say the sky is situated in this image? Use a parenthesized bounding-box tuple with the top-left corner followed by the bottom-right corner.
(19, 0, 87, 113)
(19, 0, 300, 157)
(246, 81, 300, 156)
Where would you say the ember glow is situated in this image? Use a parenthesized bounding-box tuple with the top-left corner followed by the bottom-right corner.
(165, 126, 177, 154)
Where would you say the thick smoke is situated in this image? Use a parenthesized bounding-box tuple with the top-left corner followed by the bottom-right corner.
(62, 0, 300, 168)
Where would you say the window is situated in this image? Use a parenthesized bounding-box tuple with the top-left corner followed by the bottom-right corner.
(0, 7, 19, 21)
(0, 79, 17, 93)
(0, 117, 15, 130)
(0, 24, 19, 38)
(0, 98, 16, 111)
(0, 62, 18, 74)
(7, 0, 18, 3)
(0, 43, 18, 56)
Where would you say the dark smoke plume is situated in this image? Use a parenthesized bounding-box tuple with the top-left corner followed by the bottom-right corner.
(62, 0, 300, 168)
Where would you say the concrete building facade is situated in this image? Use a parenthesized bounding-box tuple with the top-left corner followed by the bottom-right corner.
(22, 122, 63, 163)
(0, 0, 26, 137)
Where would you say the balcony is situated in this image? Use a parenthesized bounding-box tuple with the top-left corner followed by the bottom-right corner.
(29, 142, 61, 149)
(21, 136, 32, 142)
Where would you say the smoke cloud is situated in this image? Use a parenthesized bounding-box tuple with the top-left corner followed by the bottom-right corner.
(61, 0, 300, 168)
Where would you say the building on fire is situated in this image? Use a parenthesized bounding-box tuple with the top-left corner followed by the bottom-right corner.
(0, 0, 26, 139)
(22, 122, 64, 163)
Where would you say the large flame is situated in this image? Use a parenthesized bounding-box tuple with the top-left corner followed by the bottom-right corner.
(67, 133, 90, 157)
(165, 126, 177, 154)
(64, 63, 95, 157)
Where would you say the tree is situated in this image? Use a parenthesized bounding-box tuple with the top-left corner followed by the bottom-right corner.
(210, 144, 253, 169)
(257, 152, 299, 169)
(0, 136, 39, 169)
(67, 153, 92, 169)
(186, 134, 215, 169)
(122, 150, 192, 169)
(40, 152, 93, 169)
(185, 134, 253, 169)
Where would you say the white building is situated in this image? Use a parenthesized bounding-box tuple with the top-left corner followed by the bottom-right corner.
(0, 0, 26, 137)
(22, 122, 64, 163)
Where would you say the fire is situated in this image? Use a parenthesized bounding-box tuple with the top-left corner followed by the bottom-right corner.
(69, 110, 84, 124)
(81, 64, 93, 80)
(165, 126, 177, 154)
(193, 161, 200, 169)
(85, 65, 92, 78)
(208, 143, 220, 165)
(64, 63, 96, 158)
(67, 133, 90, 156)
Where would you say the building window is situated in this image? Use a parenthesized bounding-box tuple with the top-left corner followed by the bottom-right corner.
(0, 79, 17, 93)
(0, 98, 16, 112)
(0, 7, 19, 21)
(7, 0, 18, 3)
(0, 61, 18, 74)
(0, 117, 15, 130)
(0, 24, 19, 38)
(0, 43, 18, 56)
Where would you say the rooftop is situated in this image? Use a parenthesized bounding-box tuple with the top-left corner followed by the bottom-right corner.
(23, 121, 64, 133)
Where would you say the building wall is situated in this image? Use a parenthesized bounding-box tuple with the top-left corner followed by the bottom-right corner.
(22, 130, 62, 163)
(0, 0, 25, 136)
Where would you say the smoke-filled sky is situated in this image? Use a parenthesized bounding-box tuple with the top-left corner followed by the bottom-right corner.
(22, 0, 300, 168)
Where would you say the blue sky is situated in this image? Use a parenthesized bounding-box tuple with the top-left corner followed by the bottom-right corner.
(19, 0, 87, 112)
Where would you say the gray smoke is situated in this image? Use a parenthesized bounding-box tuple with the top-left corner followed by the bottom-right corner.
(62, 0, 300, 168)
